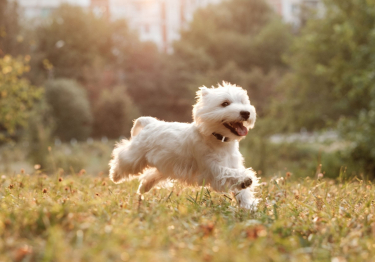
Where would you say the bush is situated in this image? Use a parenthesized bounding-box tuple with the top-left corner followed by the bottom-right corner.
(92, 87, 139, 139)
(241, 130, 361, 179)
(45, 78, 93, 141)
(26, 101, 53, 169)
(0, 55, 43, 141)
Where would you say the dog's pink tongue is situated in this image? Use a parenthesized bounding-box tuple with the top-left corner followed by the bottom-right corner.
(233, 123, 248, 136)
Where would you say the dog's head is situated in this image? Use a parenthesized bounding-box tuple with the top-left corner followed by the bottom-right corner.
(193, 82, 256, 141)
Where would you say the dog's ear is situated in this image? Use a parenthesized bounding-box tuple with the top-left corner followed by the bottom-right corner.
(198, 86, 209, 97)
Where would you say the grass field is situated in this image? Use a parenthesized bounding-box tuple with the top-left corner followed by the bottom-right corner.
(1, 170, 374, 262)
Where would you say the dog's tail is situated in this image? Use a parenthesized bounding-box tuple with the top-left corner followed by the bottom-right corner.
(131, 117, 157, 138)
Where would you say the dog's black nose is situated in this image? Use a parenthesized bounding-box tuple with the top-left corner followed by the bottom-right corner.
(240, 111, 250, 120)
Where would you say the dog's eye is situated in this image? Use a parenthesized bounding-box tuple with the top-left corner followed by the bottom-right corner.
(221, 102, 230, 107)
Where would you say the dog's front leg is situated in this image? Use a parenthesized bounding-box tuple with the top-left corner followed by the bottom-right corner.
(209, 165, 257, 191)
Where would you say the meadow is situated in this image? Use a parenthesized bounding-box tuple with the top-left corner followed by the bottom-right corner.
(1, 167, 374, 262)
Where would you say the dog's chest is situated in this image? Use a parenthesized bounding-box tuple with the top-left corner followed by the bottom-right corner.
(214, 147, 242, 169)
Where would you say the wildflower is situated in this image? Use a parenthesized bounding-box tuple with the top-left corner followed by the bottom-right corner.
(65, 187, 69, 191)
(78, 169, 86, 176)
(199, 223, 215, 236)
(286, 172, 292, 179)
(276, 177, 285, 185)
(293, 190, 300, 200)
(20, 168, 25, 174)
(34, 164, 41, 170)
(9, 184, 14, 189)
(14, 244, 32, 262)
(102, 181, 107, 186)
(58, 177, 63, 182)
(42, 188, 48, 193)
(19, 182, 23, 188)
(317, 173, 324, 179)
(246, 225, 267, 240)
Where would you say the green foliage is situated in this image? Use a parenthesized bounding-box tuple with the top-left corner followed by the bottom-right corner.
(93, 87, 139, 139)
(1, 172, 375, 261)
(0, 55, 43, 140)
(276, 0, 375, 175)
(45, 78, 92, 141)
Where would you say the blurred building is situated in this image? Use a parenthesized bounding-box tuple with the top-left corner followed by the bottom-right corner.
(15, 0, 320, 52)
(90, 0, 110, 20)
(267, 0, 322, 27)
(108, 0, 222, 52)
(15, 0, 89, 18)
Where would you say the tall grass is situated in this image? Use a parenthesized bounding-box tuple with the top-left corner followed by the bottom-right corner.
(1, 170, 374, 261)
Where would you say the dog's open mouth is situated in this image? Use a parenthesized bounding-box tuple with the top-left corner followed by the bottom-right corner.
(223, 122, 248, 136)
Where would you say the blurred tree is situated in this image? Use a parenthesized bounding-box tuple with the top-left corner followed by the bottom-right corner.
(156, 0, 293, 174)
(32, 4, 145, 138)
(0, 0, 27, 56)
(170, 0, 292, 119)
(34, 4, 112, 81)
(275, 0, 375, 175)
(115, 0, 292, 123)
(45, 79, 92, 141)
(30, 1, 291, 141)
(0, 55, 43, 140)
(93, 86, 139, 139)
(123, 42, 193, 121)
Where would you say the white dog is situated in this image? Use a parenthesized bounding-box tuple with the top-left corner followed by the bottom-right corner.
(109, 82, 259, 209)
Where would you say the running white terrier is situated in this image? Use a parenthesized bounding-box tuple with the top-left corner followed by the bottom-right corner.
(109, 82, 259, 209)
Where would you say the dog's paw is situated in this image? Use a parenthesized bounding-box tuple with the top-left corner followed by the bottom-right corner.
(240, 178, 252, 189)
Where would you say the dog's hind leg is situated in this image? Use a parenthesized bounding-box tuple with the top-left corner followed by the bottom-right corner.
(131, 117, 157, 138)
(109, 139, 148, 184)
(137, 168, 165, 195)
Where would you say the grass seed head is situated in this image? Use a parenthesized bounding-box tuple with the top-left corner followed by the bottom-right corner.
(78, 169, 86, 176)
(14, 244, 32, 262)
(246, 225, 267, 240)
(199, 223, 215, 237)
(316, 196, 323, 211)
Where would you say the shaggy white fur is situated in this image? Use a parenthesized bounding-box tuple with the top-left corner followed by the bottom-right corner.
(109, 82, 260, 209)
